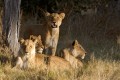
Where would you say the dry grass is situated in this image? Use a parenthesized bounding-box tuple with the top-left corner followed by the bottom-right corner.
(80, 54, 120, 80)
(0, 54, 120, 80)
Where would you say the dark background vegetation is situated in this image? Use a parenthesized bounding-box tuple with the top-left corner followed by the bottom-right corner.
(21, 0, 110, 13)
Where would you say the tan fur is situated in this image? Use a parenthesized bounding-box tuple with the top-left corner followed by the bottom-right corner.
(14, 38, 37, 69)
(14, 57, 23, 69)
(35, 54, 72, 71)
(61, 40, 86, 68)
(62, 49, 83, 68)
(14, 36, 41, 69)
(30, 35, 44, 53)
(62, 40, 86, 59)
(16, 37, 72, 71)
(44, 12, 65, 56)
(20, 12, 65, 56)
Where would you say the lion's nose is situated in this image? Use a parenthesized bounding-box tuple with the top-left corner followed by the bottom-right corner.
(51, 22, 57, 28)
(53, 22, 56, 25)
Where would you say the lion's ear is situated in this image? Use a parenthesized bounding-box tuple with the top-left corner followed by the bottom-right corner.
(19, 38, 25, 44)
(59, 13, 65, 19)
(46, 12, 50, 16)
(38, 35, 41, 40)
(72, 40, 79, 46)
(30, 35, 34, 40)
(30, 35, 34, 39)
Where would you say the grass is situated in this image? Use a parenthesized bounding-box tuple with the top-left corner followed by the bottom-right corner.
(0, 53, 120, 80)
(80, 54, 120, 80)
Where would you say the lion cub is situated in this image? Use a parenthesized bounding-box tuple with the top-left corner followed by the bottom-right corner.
(30, 35, 44, 54)
(15, 35, 72, 71)
(44, 12, 65, 56)
(61, 40, 86, 68)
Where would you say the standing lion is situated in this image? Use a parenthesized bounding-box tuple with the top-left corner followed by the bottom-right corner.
(43, 12, 65, 56)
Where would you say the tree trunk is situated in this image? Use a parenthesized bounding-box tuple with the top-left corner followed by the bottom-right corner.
(3, 0, 21, 57)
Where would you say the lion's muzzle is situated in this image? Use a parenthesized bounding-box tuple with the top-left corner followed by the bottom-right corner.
(51, 22, 57, 28)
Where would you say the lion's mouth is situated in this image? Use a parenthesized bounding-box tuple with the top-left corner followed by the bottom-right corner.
(51, 22, 57, 28)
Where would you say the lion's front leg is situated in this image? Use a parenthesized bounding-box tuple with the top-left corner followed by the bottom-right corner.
(14, 57, 23, 69)
(44, 45, 49, 55)
(51, 47, 56, 56)
(51, 38, 58, 56)
(44, 34, 51, 55)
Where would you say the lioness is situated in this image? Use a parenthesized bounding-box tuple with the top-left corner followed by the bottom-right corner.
(20, 12, 65, 56)
(62, 49, 83, 68)
(13, 35, 45, 69)
(44, 12, 65, 56)
(62, 40, 86, 59)
(30, 35, 44, 53)
(61, 40, 86, 68)
(16, 36, 72, 71)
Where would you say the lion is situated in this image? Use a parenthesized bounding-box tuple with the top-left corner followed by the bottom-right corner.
(15, 36, 72, 71)
(13, 38, 38, 69)
(12, 35, 44, 69)
(30, 35, 44, 54)
(61, 40, 86, 68)
(62, 49, 83, 68)
(20, 12, 65, 56)
(43, 12, 65, 56)
(62, 40, 86, 59)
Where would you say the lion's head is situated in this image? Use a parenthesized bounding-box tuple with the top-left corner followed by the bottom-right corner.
(46, 12, 65, 28)
(30, 35, 44, 53)
(19, 38, 37, 55)
(71, 40, 86, 59)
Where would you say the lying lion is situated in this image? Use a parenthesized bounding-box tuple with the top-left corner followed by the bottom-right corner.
(14, 35, 72, 71)
(61, 40, 87, 68)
